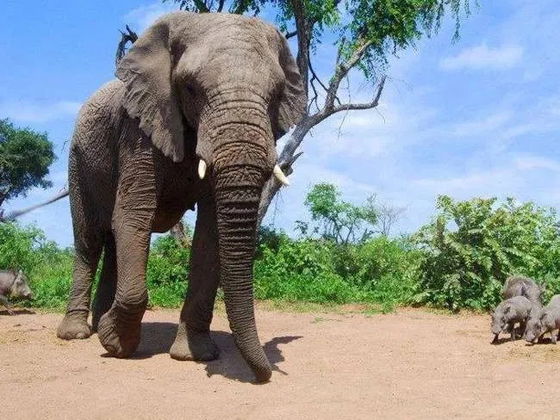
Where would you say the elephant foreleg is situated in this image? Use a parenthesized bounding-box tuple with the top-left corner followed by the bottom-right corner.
(97, 211, 152, 357)
(92, 233, 118, 332)
(170, 194, 220, 361)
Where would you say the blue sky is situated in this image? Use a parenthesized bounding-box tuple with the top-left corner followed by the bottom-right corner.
(1, 0, 559, 246)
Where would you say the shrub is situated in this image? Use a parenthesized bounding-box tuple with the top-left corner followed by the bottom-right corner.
(413, 196, 560, 311)
(254, 233, 420, 306)
(146, 235, 190, 307)
(0, 222, 73, 309)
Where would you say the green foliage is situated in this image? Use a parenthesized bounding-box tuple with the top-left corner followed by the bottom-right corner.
(300, 183, 378, 244)
(413, 196, 560, 311)
(340, 0, 470, 75)
(0, 221, 72, 309)
(5, 187, 560, 314)
(165, 0, 472, 78)
(0, 119, 55, 206)
(146, 235, 190, 307)
(254, 232, 419, 306)
(254, 235, 354, 303)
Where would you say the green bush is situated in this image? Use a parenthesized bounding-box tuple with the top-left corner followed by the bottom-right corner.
(337, 236, 422, 305)
(413, 196, 560, 311)
(146, 235, 190, 307)
(4, 190, 560, 313)
(254, 233, 419, 306)
(0, 222, 73, 309)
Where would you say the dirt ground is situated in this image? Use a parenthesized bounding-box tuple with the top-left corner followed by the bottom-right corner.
(1, 305, 559, 419)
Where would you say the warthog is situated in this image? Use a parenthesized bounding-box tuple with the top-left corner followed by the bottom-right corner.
(491, 295, 532, 343)
(524, 295, 560, 344)
(0, 270, 33, 314)
(502, 276, 543, 305)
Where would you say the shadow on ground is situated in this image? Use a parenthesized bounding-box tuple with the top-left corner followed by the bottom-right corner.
(204, 332, 303, 383)
(130, 322, 177, 359)
(0, 309, 35, 316)
(132, 321, 302, 382)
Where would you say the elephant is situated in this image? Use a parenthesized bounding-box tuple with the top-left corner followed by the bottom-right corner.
(56, 11, 306, 382)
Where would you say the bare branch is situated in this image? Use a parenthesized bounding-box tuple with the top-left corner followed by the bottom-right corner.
(115, 25, 138, 67)
(285, 30, 297, 39)
(1, 188, 69, 222)
(290, 0, 312, 98)
(331, 75, 386, 114)
(308, 57, 329, 94)
(324, 40, 373, 111)
(308, 74, 319, 112)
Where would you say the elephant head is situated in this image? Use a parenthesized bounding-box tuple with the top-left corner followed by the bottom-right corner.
(116, 12, 306, 382)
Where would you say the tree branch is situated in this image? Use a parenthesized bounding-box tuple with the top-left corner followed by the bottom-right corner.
(1, 188, 69, 222)
(115, 25, 138, 67)
(285, 30, 297, 39)
(324, 40, 373, 112)
(290, 0, 311, 98)
(330, 75, 386, 114)
(193, 0, 210, 12)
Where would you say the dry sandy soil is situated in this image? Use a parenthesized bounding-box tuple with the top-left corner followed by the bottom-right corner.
(2, 305, 559, 419)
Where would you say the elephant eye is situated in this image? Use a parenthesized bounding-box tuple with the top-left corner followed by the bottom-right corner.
(185, 84, 195, 95)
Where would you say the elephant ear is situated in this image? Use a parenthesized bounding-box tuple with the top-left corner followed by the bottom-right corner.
(274, 34, 307, 139)
(116, 17, 184, 162)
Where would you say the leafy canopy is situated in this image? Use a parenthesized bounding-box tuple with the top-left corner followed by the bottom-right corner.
(0, 119, 55, 206)
(299, 183, 379, 244)
(165, 0, 472, 79)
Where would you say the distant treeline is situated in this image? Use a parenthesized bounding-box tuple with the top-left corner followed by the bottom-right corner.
(2, 184, 560, 312)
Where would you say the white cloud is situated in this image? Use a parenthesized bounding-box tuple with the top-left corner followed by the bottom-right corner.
(440, 43, 524, 71)
(514, 156, 560, 172)
(0, 100, 81, 123)
(450, 111, 512, 137)
(124, 2, 178, 33)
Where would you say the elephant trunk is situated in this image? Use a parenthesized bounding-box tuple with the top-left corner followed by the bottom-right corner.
(214, 168, 272, 382)
(206, 108, 274, 382)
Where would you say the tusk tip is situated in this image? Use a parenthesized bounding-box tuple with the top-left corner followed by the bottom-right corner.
(198, 160, 207, 180)
(273, 164, 290, 186)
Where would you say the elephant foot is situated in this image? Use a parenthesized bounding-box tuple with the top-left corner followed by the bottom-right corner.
(170, 323, 219, 361)
(57, 311, 92, 340)
(92, 298, 114, 333)
(97, 305, 144, 358)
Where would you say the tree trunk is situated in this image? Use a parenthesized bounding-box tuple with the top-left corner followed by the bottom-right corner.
(169, 220, 191, 247)
(257, 116, 316, 226)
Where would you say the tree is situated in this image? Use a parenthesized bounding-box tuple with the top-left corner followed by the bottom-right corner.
(4, 0, 474, 226)
(0, 119, 55, 208)
(298, 182, 402, 244)
(162, 0, 473, 224)
(375, 199, 406, 236)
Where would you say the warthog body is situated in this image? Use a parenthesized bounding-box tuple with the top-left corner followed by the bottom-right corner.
(524, 294, 560, 344)
(0, 270, 33, 314)
(502, 276, 543, 305)
(491, 295, 532, 343)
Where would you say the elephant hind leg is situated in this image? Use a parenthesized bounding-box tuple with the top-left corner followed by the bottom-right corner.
(57, 228, 103, 340)
(92, 233, 118, 332)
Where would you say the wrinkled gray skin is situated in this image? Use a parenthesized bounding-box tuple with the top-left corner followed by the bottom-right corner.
(502, 276, 543, 305)
(491, 296, 532, 343)
(0, 270, 33, 314)
(56, 12, 306, 382)
(524, 295, 560, 344)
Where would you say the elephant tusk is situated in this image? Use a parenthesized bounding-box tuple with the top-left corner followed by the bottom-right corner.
(273, 164, 290, 186)
(198, 160, 207, 180)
